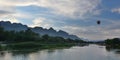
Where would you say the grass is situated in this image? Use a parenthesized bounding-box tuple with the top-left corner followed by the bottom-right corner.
(5, 42, 74, 51)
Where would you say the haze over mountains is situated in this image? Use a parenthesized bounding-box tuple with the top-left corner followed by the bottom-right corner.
(0, 21, 80, 40)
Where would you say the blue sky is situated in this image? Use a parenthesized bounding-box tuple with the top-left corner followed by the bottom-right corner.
(0, 0, 120, 40)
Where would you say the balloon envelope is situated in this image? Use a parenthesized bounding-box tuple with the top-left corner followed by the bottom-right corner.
(97, 20, 101, 25)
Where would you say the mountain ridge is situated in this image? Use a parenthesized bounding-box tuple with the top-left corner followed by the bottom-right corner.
(0, 21, 80, 40)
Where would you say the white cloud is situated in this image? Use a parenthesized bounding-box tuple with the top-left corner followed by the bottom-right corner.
(0, 0, 37, 6)
(0, 0, 101, 19)
(112, 8, 120, 14)
(37, 0, 101, 19)
(32, 18, 45, 27)
(0, 15, 20, 23)
(30, 17, 53, 28)
(12, 12, 31, 19)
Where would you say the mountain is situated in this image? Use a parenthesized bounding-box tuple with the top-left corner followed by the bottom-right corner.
(0, 21, 28, 31)
(0, 21, 80, 40)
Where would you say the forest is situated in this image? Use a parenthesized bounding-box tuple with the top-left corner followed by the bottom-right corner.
(0, 26, 85, 51)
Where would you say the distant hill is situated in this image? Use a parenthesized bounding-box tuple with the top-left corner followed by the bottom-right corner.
(0, 21, 80, 40)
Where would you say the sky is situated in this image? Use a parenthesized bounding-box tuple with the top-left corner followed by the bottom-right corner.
(0, 0, 120, 41)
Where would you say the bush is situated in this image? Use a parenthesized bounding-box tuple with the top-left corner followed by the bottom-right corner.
(7, 42, 43, 50)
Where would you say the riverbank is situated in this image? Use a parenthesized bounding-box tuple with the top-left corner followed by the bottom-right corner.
(0, 42, 76, 51)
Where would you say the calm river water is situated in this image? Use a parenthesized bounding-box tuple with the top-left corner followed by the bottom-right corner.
(0, 44, 120, 60)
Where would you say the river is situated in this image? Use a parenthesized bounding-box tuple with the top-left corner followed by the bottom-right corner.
(0, 44, 120, 60)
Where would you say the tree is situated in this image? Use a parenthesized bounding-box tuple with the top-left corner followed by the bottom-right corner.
(42, 34, 49, 41)
(105, 38, 120, 45)
(0, 26, 6, 41)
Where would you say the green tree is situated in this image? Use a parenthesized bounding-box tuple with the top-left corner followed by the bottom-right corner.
(0, 26, 6, 41)
(42, 34, 49, 41)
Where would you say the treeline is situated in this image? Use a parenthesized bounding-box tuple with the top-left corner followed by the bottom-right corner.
(0, 26, 85, 44)
(105, 38, 120, 49)
(105, 38, 120, 45)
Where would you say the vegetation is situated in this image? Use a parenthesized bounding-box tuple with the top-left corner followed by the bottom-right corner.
(0, 26, 85, 51)
(0, 45, 2, 51)
(105, 38, 120, 50)
(105, 38, 120, 45)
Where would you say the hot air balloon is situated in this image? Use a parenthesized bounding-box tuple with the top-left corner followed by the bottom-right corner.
(97, 20, 101, 25)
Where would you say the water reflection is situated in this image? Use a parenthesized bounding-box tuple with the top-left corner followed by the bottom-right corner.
(11, 51, 38, 55)
(105, 46, 120, 54)
(77, 43, 89, 47)
(0, 52, 5, 56)
(0, 44, 120, 60)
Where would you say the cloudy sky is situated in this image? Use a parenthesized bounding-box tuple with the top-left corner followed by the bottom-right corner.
(0, 0, 120, 40)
